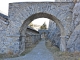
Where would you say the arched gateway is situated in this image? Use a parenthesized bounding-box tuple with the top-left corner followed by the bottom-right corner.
(6, 2, 74, 54)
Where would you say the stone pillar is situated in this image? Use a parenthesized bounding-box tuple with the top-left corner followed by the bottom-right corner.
(60, 36, 66, 51)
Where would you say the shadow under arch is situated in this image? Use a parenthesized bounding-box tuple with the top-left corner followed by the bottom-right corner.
(19, 12, 66, 53)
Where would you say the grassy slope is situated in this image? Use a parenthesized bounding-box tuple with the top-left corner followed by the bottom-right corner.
(45, 40, 80, 60)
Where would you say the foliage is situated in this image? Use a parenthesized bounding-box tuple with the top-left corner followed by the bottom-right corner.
(29, 23, 34, 27)
(40, 22, 47, 29)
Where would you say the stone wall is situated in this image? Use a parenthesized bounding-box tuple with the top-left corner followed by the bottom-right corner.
(72, 2, 80, 29)
(67, 24, 80, 52)
(0, 13, 41, 54)
(48, 2, 80, 52)
(48, 20, 56, 40)
(19, 27, 41, 54)
(8, 2, 74, 36)
(25, 35, 40, 48)
(7, 2, 74, 52)
(48, 20, 61, 48)
(39, 29, 49, 39)
(0, 2, 79, 54)
(0, 14, 9, 54)
(25, 28, 41, 45)
(67, 2, 80, 52)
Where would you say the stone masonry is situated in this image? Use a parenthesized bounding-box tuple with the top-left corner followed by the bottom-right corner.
(48, 20, 61, 48)
(0, 13, 9, 54)
(67, 24, 80, 52)
(67, 2, 80, 52)
(7, 2, 74, 53)
(0, 1, 80, 55)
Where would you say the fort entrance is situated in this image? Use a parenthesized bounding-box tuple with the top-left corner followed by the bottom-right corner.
(6, 2, 74, 54)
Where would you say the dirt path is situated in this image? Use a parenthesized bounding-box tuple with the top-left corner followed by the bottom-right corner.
(5, 39, 54, 60)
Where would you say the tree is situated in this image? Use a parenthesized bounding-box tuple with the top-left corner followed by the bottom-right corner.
(29, 23, 33, 27)
(40, 22, 47, 29)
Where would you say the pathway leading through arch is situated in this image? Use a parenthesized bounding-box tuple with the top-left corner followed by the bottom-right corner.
(5, 39, 54, 60)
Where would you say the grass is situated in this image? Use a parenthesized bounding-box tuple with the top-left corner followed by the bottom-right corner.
(46, 40, 80, 60)
(0, 53, 19, 59)
(45, 40, 59, 53)
(0, 50, 21, 59)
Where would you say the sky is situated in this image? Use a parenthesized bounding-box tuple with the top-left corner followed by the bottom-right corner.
(0, 0, 55, 27)
(32, 18, 50, 28)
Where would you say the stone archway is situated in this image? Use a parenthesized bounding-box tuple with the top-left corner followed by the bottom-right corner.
(19, 12, 66, 53)
(6, 2, 74, 54)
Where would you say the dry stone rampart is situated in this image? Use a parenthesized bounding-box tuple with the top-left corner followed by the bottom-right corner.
(67, 2, 80, 52)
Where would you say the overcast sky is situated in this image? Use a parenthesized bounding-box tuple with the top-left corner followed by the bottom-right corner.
(32, 18, 50, 28)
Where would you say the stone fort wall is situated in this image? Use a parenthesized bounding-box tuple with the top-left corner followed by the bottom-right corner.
(0, 14, 9, 54)
(0, 1, 80, 55)
(48, 2, 80, 52)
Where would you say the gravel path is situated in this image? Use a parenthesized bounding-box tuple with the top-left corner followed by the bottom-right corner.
(4, 39, 54, 60)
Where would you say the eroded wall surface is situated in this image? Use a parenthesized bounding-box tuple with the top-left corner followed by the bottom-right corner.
(67, 3, 80, 52)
